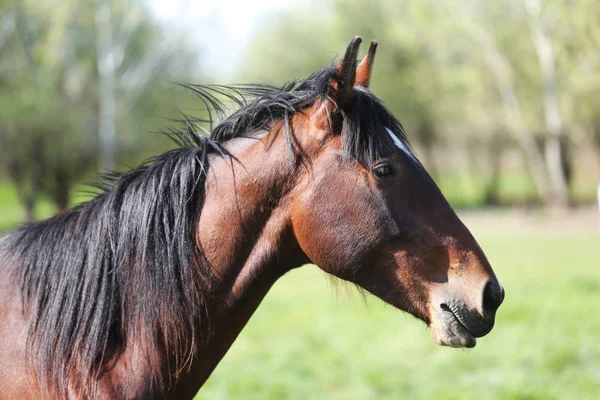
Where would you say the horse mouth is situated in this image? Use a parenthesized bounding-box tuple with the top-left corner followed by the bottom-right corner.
(429, 303, 477, 348)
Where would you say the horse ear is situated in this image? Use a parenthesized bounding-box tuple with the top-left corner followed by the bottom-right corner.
(355, 40, 378, 88)
(336, 36, 362, 108)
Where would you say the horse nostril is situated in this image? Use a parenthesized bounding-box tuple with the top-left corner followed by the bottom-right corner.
(482, 281, 504, 314)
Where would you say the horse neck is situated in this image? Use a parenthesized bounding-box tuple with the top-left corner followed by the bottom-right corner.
(170, 128, 311, 397)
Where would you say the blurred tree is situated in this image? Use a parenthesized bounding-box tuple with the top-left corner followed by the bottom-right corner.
(558, 0, 600, 166)
(241, 0, 599, 207)
(430, 0, 552, 204)
(0, 0, 200, 218)
(0, 121, 44, 222)
(525, 0, 570, 206)
(94, 0, 195, 170)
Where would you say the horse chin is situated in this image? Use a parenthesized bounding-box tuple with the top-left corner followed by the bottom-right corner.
(428, 306, 477, 349)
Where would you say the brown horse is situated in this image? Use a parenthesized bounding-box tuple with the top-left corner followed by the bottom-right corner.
(0, 37, 503, 399)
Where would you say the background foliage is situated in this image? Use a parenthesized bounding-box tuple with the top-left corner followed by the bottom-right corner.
(1, 0, 600, 221)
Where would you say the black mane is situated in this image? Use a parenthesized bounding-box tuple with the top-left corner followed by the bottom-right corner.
(0, 65, 414, 397)
(185, 65, 410, 166)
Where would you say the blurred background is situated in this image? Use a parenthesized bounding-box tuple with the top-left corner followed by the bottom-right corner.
(0, 0, 599, 398)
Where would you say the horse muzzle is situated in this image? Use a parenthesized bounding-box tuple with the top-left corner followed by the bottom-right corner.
(428, 280, 505, 348)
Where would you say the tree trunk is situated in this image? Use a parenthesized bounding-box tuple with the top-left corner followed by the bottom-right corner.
(9, 142, 43, 224)
(54, 172, 71, 211)
(416, 119, 439, 180)
(55, 192, 69, 212)
(483, 135, 504, 206)
(23, 197, 35, 223)
(526, 0, 570, 208)
(95, 0, 117, 171)
(544, 137, 569, 207)
(594, 143, 600, 169)
(48, 171, 71, 212)
(481, 45, 552, 205)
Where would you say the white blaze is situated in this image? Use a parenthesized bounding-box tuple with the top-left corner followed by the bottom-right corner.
(386, 127, 418, 163)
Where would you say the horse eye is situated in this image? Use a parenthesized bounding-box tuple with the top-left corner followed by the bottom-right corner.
(373, 163, 395, 179)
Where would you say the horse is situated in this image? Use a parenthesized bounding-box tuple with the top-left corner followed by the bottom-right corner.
(0, 37, 504, 399)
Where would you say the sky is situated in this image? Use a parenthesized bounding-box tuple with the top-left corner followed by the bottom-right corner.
(147, 0, 298, 76)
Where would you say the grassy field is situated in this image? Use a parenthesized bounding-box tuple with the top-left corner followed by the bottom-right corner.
(1, 182, 599, 399)
(196, 234, 600, 400)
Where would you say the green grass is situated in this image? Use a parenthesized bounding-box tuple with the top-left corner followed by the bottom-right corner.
(197, 236, 600, 399)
